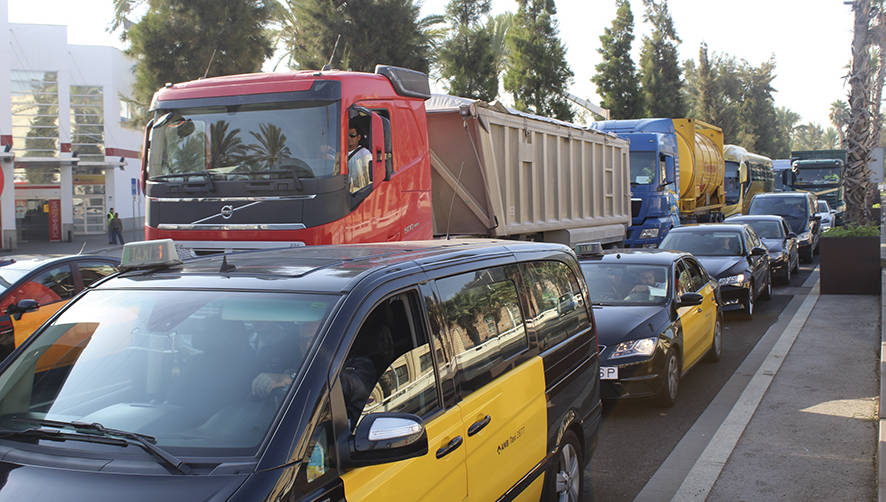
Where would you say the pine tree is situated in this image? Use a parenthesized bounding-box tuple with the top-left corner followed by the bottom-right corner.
(739, 59, 780, 158)
(503, 0, 574, 121)
(437, 0, 499, 101)
(638, 0, 685, 117)
(123, 0, 274, 118)
(278, 0, 442, 74)
(592, 0, 643, 119)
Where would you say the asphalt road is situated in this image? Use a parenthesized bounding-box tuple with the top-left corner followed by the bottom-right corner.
(585, 256, 818, 501)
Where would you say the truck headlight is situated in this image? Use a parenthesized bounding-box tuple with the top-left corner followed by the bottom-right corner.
(639, 228, 660, 239)
(610, 337, 657, 359)
(718, 273, 747, 287)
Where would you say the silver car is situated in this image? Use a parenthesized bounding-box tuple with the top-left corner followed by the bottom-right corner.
(816, 200, 835, 230)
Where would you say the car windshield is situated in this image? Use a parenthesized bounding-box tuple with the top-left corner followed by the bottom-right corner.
(148, 100, 340, 182)
(659, 231, 743, 256)
(817, 201, 830, 213)
(0, 289, 337, 458)
(746, 221, 783, 239)
(748, 197, 807, 234)
(580, 263, 669, 305)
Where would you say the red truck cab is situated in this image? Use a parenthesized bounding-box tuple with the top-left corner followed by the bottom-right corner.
(143, 66, 433, 249)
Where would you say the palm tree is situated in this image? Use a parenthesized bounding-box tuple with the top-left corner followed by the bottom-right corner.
(247, 123, 292, 172)
(210, 121, 247, 168)
(829, 100, 850, 149)
(845, 0, 877, 225)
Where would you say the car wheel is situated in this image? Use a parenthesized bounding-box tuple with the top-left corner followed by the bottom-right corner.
(783, 263, 792, 284)
(792, 253, 800, 273)
(656, 350, 680, 407)
(546, 429, 583, 502)
(760, 272, 772, 300)
(802, 246, 814, 263)
(706, 315, 723, 363)
(743, 285, 755, 319)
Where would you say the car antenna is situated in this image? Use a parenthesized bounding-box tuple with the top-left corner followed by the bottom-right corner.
(219, 254, 236, 273)
(444, 161, 466, 240)
(322, 34, 341, 71)
(202, 48, 217, 79)
(78, 242, 87, 255)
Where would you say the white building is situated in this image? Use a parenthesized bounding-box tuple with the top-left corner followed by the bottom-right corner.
(0, 0, 143, 248)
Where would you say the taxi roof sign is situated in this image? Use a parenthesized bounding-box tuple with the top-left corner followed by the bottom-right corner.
(574, 242, 604, 257)
(120, 239, 182, 271)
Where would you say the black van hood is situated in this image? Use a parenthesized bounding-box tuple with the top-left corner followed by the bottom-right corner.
(0, 459, 247, 501)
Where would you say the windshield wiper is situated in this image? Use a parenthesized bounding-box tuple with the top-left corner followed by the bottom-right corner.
(10, 418, 190, 474)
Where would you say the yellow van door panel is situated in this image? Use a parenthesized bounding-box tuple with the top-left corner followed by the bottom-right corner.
(676, 304, 703, 368)
(513, 477, 546, 502)
(12, 300, 66, 347)
(340, 406, 467, 502)
(459, 357, 547, 501)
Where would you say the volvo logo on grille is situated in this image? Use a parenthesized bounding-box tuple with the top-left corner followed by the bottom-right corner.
(220, 205, 234, 219)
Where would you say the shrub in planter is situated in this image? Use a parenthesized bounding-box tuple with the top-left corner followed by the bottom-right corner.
(819, 225, 880, 294)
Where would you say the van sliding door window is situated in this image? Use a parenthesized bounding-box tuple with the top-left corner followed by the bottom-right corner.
(519, 261, 590, 350)
(435, 266, 528, 395)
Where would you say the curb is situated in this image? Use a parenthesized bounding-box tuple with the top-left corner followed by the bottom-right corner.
(880, 268, 886, 502)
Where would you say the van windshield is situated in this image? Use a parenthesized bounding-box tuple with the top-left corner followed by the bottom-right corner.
(0, 289, 337, 458)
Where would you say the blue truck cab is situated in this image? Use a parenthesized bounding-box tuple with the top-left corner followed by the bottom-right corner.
(593, 119, 680, 247)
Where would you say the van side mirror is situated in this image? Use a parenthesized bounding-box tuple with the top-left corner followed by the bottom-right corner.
(788, 232, 797, 238)
(6, 299, 38, 321)
(676, 292, 703, 307)
(750, 247, 767, 257)
(812, 215, 821, 222)
(345, 412, 428, 467)
(663, 156, 676, 185)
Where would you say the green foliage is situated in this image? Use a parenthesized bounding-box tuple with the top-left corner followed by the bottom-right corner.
(592, 0, 643, 119)
(821, 224, 880, 237)
(639, 0, 685, 117)
(791, 123, 840, 150)
(278, 0, 442, 74)
(685, 45, 791, 158)
(438, 0, 499, 100)
(503, 0, 574, 121)
(124, 0, 274, 123)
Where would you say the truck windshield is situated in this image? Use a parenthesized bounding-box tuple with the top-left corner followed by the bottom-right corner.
(629, 151, 656, 185)
(148, 101, 340, 182)
(793, 167, 841, 185)
(724, 161, 740, 204)
(0, 289, 337, 458)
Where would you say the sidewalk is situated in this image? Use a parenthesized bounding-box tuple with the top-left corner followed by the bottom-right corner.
(0, 226, 145, 259)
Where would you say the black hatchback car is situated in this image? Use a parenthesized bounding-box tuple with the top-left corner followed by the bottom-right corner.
(748, 192, 821, 262)
(724, 214, 800, 283)
(658, 224, 771, 318)
(0, 239, 601, 502)
(577, 247, 722, 407)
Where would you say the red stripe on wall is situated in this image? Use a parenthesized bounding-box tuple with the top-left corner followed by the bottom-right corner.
(0, 136, 11, 146)
(105, 147, 140, 159)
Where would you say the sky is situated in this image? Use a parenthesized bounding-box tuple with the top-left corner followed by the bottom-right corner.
(8, 0, 854, 127)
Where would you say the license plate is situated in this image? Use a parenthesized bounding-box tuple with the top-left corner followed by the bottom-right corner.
(600, 366, 618, 380)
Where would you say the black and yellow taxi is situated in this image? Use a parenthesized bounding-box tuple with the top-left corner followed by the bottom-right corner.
(0, 239, 600, 501)
(658, 224, 772, 319)
(576, 245, 722, 407)
(0, 254, 118, 359)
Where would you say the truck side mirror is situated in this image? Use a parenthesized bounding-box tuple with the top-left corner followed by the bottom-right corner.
(369, 113, 387, 183)
(740, 165, 749, 184)
(6, 299, 38, 321)
(663, 156, 676, 185)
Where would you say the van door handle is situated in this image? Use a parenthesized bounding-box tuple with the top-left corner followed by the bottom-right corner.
(697, 307, 703, 313)
(467, 415, 491, 437)
(436, 436, 463, 459)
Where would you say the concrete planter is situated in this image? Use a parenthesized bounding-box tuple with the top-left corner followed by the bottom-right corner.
(819, 236, 881, 294)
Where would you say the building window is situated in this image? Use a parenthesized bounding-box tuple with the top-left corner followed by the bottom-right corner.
(11, 70, 59, 159)
(71, 85, 105, 162)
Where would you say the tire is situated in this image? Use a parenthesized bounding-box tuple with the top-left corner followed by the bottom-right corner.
(706, 315, 723, 363)
(656, 350, 680, 407)
(760, 272, 772, 300)
(743, 285, 755, 319)
(792, 253, 800, 273)
(782, 263, 792, 284)
(802, 246, 814, 263)
(545, 429, 583, 502)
